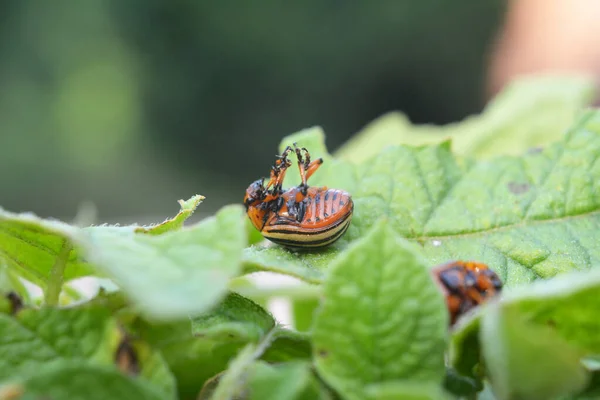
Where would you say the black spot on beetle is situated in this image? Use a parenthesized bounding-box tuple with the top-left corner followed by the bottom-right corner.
(507, 182, 530, 195)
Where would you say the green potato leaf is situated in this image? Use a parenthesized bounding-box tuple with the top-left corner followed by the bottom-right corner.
(206, 326, 313, 400)
(130, 316, 237, 400)
(247, 361, 323, 400)
(312, 220, 448, 400)
(481, 305, 589, 400)
(261, 329, 312, 363)
(0, 194, 206, 306)
(13, 361, 165, 400)
(0, 263, 29, 314)
(135, 194, 205, 235)
(336, 74, 596, 163)
(245, 218, 266, 246)
(443, 367, 483, 397)
(292, 297, 320, 333)
(131, 291, 310, 399)
(208, 340, 269, 400)
(364, 382, 452, 400)
(244, 110, 600, 288)
(191, 291, 275, 342)
(0, 208, 93, 289)
(0, 305, 176, 399)
(451, 268, 600, 391)
(122, 338, 178, 399)
(242, 244, 339, 284)
(82, 204, 246, 320)
(0, 306, 117, 381)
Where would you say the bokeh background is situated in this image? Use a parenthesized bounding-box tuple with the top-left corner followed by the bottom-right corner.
(0, 1, 506, 223)
(3, 1, 600, 225)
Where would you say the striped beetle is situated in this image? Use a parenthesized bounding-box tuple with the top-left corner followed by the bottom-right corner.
(244, 143, 353, 249)
(431, 261, 503, 325)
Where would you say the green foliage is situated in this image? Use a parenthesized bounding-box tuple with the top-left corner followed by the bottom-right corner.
(245, 109, 600, 290)
(246, 361, 324, 400)
(191, 292, 275, 342)
(1, 77, 600, 399)
(15, 362, 166, 400)
(481, 307, 589, 400)
(0, 208, 93, 288)
(0, 305, 175, 399)
(451, 268, 600, 398)
(336, 75, 596, 162)
(135, 195, 205, 235)
(82, 204, 246, 320)
(312, 221, 448, 400)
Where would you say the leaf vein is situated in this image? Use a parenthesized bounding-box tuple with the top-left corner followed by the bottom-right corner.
(413, 209, 600, 241)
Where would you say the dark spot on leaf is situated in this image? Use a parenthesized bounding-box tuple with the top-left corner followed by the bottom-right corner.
(527, 146, 544, 154)
(317, 349, 328, 357)
(115, 337, 140, 376)
(228, 333, 236, 338)
(507, 182, 530, 195)
(6, 291, 23, 315)
(547, 319, 557, 328)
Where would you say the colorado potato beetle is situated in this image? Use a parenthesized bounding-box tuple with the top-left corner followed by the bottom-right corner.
(244, 143, 353, 249)
(431, 261, 503, 325)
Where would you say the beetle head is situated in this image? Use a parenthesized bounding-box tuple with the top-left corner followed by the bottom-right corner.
(244, 179, 267, 209)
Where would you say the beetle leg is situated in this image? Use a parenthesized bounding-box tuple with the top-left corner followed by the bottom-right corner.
(293, 143, 308, 189)
(304, 158, 323, 182)
(265, 147, 293, 192)
(272, 163, 291, 194)
(293, 144, 323, 188)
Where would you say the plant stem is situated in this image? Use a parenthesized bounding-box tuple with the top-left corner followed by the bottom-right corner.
(44, 239, 72, 306)
(210, 328, 278, 400)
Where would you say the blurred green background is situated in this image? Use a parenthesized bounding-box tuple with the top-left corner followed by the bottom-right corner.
(0, 1, 504, 223)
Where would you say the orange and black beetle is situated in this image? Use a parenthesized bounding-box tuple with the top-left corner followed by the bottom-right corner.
(244, 143, 353, 249)
(431, 261, 503, 325)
